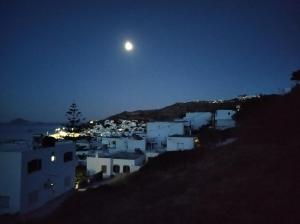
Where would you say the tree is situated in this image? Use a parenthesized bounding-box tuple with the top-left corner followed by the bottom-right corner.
(65, 103, 83, 132)
(291, 70, 300, 83)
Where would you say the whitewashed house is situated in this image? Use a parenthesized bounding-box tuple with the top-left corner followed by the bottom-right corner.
(87, 152, 145, 178)
(101, 137, 127, 151)
(127, 136, 146, 152)
(100, 136, 146, 153)
(183, 112, 211, 130)
(0, 141, 76, 215)
(215, 110, 236, 130)
(146, 122, 185, 149)
(166, 135, 196, 151)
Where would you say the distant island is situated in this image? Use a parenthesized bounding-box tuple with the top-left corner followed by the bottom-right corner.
(8, 118, 31, 125)
(1, 118, 60, 126)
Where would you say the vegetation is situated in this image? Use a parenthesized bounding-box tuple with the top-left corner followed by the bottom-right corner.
(65, 103, 84, 132)
(75, 165, 88, 188)
(290, 69, 300, 82)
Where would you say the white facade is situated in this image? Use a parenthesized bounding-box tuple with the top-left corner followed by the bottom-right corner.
(167, 136, 195, 151)
(0, 141, 76, 215)
(146, 122, 185, 148)
(215, 110, 236, 130)
(101, 136, 146, 153)
(101, 137, 127, 151)
(87, 152, 145, 178)
(127, 137, 146, 152)
(183, 112, 211, 130)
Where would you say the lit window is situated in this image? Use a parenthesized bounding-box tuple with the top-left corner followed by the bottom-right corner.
(50, 152, 56, 162)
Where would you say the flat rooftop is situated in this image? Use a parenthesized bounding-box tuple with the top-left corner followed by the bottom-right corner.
(98, 151, 144, 160)
(0, 142, 30, 152)
(0, 140, 74, 152)
(168, 135, 195, 138)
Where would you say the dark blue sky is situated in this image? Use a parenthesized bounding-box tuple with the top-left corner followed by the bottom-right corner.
(1, 0, 300, 122)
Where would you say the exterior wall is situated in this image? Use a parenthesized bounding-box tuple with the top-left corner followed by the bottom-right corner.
(87, 156, 112, 177)
(146, 122, 185, 147)
(166, 137, 195, 151)
(0, 152, 22, 215)
(0, 142, 76, 214)
(20, 143, 76, 214)
(215, 110, 236, 130)
(145, 151, 161, 160)
(112, 159, 136, 174)
(101, 137, 128, 151)
(127, 139, 146, 152)
(183, 112, 211, 130)
(87, 154, 145, 177)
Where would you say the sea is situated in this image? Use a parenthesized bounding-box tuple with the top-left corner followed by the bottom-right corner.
(0, 123, 60, 144)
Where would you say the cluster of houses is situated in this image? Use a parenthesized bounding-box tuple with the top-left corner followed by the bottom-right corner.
(0, 110, 235, 215)
(83, 110, 235, 178)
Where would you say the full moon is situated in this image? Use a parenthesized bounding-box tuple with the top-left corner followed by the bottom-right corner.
(124, 41, 134, 51)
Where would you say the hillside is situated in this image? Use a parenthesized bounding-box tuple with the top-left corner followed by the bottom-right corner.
(15, 86, 298, 224)
(106, 98, 242, 121)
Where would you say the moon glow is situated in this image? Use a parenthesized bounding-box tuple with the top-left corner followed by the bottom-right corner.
(124, 41, 134, 51)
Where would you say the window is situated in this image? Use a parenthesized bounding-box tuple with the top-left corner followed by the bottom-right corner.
(123, 165, 130, 173)
(77, 154, 87, 160)
(0, 196, 10, 209)
(110, 141, 116, 149)
(101, 165, 107, 174)
(113, 165, 120, 173)
(28, 190, 39, 206)
(64, 152, 73, 162)
(27, 159, 42, 174)
(50, 152, 56, 162)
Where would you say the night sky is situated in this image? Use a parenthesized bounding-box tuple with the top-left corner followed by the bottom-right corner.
(1, 0, 300, 122)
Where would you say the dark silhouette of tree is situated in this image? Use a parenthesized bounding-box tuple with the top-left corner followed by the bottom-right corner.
(65, 103, 83, 132)
(291, 70, 300, 83)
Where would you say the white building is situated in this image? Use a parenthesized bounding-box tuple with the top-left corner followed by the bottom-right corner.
(166, 135, 196, 151)
(146, 122, 185, 148)
(101, 137, 127, 151)
(183, 112, 211, 130)
(101, 136, 146, 153)
(0, 141, 76, 215)
(215, 110, 236, 130)
(87, 152, 145, 178)
(127, 136, 146, 152)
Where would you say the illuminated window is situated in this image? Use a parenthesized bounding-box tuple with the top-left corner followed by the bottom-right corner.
(50, 152, 56, 162)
